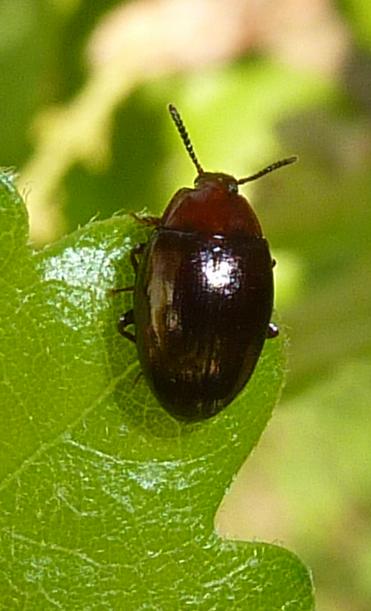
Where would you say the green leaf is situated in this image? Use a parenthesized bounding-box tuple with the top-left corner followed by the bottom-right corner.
(0, 172, 314, 609)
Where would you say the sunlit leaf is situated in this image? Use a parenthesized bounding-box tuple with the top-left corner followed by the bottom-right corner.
(0, 173, 314, 609)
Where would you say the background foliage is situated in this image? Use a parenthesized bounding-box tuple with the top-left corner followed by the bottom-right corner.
(1, 1, 371, 609)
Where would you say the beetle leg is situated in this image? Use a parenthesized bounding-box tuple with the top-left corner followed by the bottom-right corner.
(109, 286, 134, 295)
(272, 258, 277, 268)
(110, 243, 145, 295)
(130, 212, 161, 227)
(133, 370, 143, 387)
(118, 309, 136, 343)
(130, 242, 146, 272)
(267, 322, 279, 339)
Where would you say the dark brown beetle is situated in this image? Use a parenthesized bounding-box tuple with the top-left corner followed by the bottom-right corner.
(116, 105, 296, 422)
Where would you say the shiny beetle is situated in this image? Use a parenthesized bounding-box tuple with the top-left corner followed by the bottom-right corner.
(116, 105, 296, 422)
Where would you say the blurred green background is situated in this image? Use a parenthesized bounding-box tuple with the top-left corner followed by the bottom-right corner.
(1, 1, 371, 609)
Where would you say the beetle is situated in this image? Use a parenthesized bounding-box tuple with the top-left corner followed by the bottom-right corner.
(115, 105, 297, 422)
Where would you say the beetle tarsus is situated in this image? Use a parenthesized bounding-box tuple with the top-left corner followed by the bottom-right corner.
(267, 322, 279, 339)
(133, 370, 143, 387)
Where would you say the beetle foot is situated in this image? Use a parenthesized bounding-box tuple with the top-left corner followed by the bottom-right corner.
(118, 310, 136, 343)
(267, 322, 279, 339)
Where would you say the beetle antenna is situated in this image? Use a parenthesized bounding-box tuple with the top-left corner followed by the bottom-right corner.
(168, 104, 204, 175)
(237, 155, 298, 185)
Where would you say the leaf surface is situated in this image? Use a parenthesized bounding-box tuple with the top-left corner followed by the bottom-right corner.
(0, 173, 314, 609)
